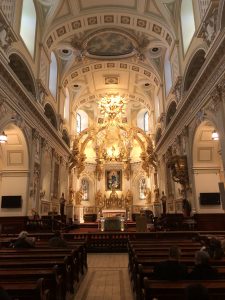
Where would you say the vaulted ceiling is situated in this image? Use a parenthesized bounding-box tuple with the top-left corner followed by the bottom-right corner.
(36, 0, 178, 113)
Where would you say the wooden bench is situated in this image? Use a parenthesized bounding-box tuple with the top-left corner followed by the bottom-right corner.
(143, 278, 225, 300)
(1, 277, 50, 300)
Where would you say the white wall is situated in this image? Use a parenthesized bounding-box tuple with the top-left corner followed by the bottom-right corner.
(194, 171, 223, 213)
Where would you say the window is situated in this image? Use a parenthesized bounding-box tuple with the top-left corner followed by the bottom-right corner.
(76, 110, 88, 133)
(77, 113, 81, 133)
(181, 0, 195, 53)
(81, 179, 89, 201)
(64, 88, 70, 122)
(164, 50, 172, 96)
(49, 52, 58, 98)
(137, 109, 149, 132)
(20, 0, 36, 57)
(139, 178, 147, 200)
(144, 112, 149, 132)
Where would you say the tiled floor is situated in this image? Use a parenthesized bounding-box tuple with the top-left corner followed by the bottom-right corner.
(74, 253, 134, 300)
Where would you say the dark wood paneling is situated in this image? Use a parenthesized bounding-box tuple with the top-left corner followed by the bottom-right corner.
(194, 214, 225, 231)
(0, 217, 27, 233)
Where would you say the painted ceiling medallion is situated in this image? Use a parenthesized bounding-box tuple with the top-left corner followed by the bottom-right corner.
(86, 32, 134, 57)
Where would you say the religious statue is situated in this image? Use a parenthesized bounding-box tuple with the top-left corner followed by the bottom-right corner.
(69, 188, 75, 204)
(145, 188, 152, 204)
(75, 188, 83, 205)
(59, 193, 66, 219)
(160, 191, 167, 214)
(109, 185, 119, 207)
(95, 190, 104, 207)
(125, 189, 133, 206)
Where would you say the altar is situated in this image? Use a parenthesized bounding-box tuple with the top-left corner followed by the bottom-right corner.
(102, 209, 126, 218)
(100, 216, 126, 231)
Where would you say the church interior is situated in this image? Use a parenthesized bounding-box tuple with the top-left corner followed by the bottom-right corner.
(1, 0, 225, 299)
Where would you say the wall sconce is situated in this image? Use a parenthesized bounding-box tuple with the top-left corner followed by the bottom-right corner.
(0, 131, 7, 143)
(212, 130, 219, 141)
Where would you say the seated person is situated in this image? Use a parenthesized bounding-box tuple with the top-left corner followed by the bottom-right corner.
(48, 231, 68, 248)
(153, 246, 188, 280)
(188, 251, 218, 280)
(185, 283, 209, 300)
(13, 231, 35, 248)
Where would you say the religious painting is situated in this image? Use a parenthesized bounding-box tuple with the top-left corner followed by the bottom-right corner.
(105, 170, 122, 191)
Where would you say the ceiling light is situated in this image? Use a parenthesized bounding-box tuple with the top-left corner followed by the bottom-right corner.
(0, 131, 7, 143)
(212, 130, 219, 140)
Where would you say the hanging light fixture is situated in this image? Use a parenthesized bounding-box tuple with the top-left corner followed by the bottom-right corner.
(212, 130, 219, 141)
(0, 131, 7, 143)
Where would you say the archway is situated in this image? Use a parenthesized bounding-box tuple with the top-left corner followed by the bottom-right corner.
(192, 121, 223, 213)
(0, 124, 29, 216)
(44, 103, 58, 129)
(9, 54, 36, 97)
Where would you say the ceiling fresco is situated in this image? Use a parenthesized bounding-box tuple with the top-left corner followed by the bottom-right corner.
(86, 32, 134, 57)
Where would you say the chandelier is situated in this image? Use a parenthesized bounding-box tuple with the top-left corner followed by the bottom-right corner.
(98, 94, 127, 122)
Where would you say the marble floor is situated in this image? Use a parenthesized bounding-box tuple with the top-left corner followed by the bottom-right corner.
(74, 253, 134, 300)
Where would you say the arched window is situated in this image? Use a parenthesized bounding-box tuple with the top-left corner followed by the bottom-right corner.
(77, 113, 81, 133)
(76, 110, 88, 133)
(20, 0, 36, 57)
(144, 112, 149, 132)
(139, 178, 147, 200)
(181, 0, 195, 53)
(64, 88, 70, 122)
(81, 179, 89, 201)
(164, 50, 172, 96)
(137, 109, 149, 131)
(49, 52, 58, 98)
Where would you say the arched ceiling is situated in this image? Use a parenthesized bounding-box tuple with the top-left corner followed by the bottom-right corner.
(35, 0, 178, 113)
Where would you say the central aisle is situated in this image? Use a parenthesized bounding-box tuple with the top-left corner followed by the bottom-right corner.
(74, 253, 134, 300)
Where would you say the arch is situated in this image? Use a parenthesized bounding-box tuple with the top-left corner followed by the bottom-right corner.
(44, 12, 175, 53)
(181, 0, 195, 53)
(62, 129, 70, 147)
(166, 101, 177, 125)
(155, 127, 162, 144)
(9, 53, 36, 97)
(192, 120, 223, 213)
(183, 49, 206, 92)
(20, 0, 37, 56)
(0, 123, 29, 216)
(44, 103, 58, 129)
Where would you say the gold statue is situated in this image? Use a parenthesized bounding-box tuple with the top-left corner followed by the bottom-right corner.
(95, 190, 104, 206)
(145, 188, 152, 204)
(125, 189, 133, 206)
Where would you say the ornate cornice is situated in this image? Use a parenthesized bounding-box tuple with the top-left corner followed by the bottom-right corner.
(155, 28, 225, 155)
(0, 55, 70, 156)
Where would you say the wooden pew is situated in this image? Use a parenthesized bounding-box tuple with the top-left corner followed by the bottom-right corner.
(1, 278, 50, 300)
(0, 267, 62, 300)
(143, 277, 225, 300)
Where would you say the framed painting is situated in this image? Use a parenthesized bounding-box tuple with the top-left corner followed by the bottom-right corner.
(105, 170, 122, 191)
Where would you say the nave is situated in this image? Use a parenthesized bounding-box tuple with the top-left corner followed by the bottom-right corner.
(75, 253, 133, 300)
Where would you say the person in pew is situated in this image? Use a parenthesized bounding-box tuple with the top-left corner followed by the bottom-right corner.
(184, 283, 209, 300)
(13, 231, 35, 248)
(0, 287, 11, 300)
(200, 237, 223, 260)
(48, 231, 68, 248)
(153, 246, 188, 280)
(188, 251, 218, 280)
